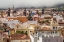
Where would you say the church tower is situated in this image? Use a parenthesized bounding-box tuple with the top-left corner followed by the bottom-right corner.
(42, 8, 44, 14)
(13, 5, 14, 10)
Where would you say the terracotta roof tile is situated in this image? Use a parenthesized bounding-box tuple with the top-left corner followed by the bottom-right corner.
(41, 27, 52, 31)
(8, 16, 28, 23)
(10, 34, 30, 40)
(58, 22, 64, 24)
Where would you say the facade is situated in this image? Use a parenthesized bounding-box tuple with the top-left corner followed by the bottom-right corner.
(15, 28, 30, 35)
(30, 26, 64, 42)
(29, 14, 64, 42)
(10, 34, 31, 42)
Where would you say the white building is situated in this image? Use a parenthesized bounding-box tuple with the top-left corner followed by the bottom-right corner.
(30, 26, 64, 42)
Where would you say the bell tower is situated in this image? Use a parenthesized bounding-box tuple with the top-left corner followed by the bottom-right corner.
(13, 5, 14, 10)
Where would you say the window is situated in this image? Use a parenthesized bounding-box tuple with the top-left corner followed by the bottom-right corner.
(55, 31, 57, 33)
(53, 31, 54, 33)
(56, 27, 57, 29)
(51, 31, 52, 34)
(37, 27, 38, 30)
(33, 33, 34, 35)
(47, 31, 50, 34)
(53, 27, 55, 30)
(53, 27, 57, 30)
(36, 32, 37, 34)
(51, 31, 54, 34)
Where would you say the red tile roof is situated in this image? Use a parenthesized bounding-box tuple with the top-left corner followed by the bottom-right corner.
(10, 34, 30, 40)
(8, 16, 28, 23)
(58, 22, 64, 24)
(41, 27, 52, 31)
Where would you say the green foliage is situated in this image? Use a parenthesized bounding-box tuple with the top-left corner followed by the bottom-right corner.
(21, 31, 24, 34)
(60, 7, 64, 10)
(38, 20, 50, 25)
(24, 31, 28, 35)
(55, 7, 64, 11)
(45, 20, 49, 23)
(16, 31, 21, 34)
(16, 31, 28, 35)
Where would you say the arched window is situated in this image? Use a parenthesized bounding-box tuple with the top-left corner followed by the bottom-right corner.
(36, 32, 37, 34)
(53, 27, 55, 29)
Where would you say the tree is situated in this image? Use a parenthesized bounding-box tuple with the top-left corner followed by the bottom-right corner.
(16, 31, 21, 34)
(45, 20, 50, 23)
(21, 31, 24, 34)
(25, 31, 28, 35)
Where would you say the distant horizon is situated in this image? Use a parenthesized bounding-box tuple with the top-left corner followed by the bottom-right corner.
(0, 0, 64, 9)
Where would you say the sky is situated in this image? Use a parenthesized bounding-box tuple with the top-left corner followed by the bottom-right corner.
(0, 0, 64, 8)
